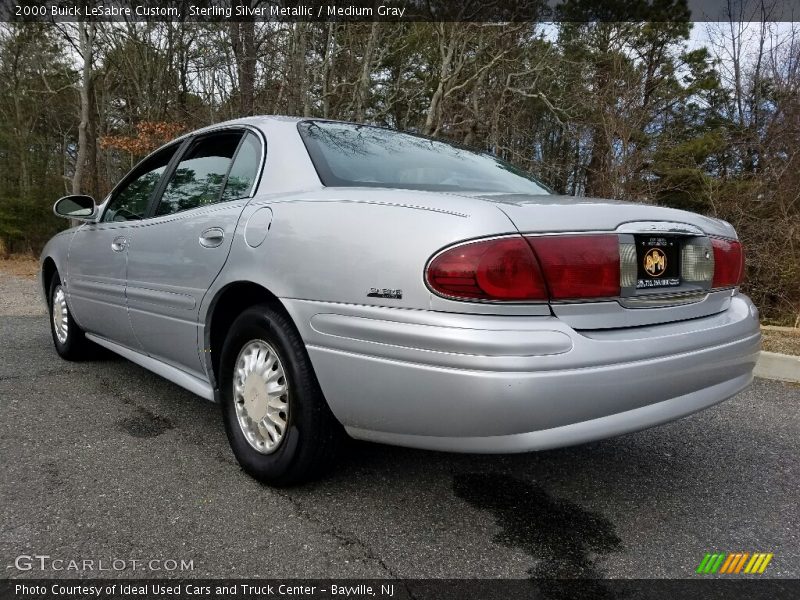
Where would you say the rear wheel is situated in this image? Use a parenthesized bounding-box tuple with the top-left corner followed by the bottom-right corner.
(48, 275, 93, 361)
(219, 304, 344, 485)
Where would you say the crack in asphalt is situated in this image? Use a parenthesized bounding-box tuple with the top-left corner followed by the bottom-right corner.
(271, 488, 418, 597)
(0, 367, 79, 381)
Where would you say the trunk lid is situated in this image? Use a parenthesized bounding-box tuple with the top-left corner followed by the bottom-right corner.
(477, 193, 738, 329)
(479, 193, 735, 238)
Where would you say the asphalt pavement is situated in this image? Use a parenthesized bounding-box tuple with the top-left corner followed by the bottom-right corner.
(1, 290, 798, 580)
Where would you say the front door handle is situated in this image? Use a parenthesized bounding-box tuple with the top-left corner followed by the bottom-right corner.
(199, 227, 225, 248)
(111, 236, 128, 252)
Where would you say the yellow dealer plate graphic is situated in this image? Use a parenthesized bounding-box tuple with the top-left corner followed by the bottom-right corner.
(643, 247, 667, 276)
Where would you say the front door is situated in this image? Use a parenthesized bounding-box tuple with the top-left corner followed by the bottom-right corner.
(66, 222, 133, 347)
(125, 130, 263, 377)
(66, 142, 180, 348)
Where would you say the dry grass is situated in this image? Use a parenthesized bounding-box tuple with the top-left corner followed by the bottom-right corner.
(0, 254, 38, 279)
(761, 328, 800, 356)
(0, 255, 45, 316)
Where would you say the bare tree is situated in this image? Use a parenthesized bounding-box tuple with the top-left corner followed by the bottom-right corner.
(72, 21, 94, 196)
(230, 0, 257, 116)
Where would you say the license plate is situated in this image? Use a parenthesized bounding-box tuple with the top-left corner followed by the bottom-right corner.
(635, 235, 681, 289)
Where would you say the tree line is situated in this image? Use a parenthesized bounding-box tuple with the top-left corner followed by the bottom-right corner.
(0, 3, 798, 324)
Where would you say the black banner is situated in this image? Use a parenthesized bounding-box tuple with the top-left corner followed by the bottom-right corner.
(2, 0, 800, 23)
(3, 579, 800, 600)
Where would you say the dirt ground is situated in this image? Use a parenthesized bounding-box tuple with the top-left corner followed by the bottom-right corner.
(0, 255, 38, 277)
(0, 256, 45, 317)
(762, 328, 800, 356)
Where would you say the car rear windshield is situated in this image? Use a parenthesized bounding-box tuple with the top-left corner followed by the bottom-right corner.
(298, 120, 550, 195)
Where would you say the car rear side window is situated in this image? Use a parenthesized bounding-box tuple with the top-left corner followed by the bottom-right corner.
(155, 132, 242, 217)
(220, 132, 261, 203)
(298, 120, 551, 194)
(102, 144, 178, 222)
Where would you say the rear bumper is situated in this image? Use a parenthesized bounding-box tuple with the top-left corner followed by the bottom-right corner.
(283, 293, 761, 453)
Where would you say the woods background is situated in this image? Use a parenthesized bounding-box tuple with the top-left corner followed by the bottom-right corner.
(0, 2, 798, 324)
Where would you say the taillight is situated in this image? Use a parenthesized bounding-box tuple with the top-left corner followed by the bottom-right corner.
(711, 238, 744, 288)
(426, 234, 621, 302)
(426, 237, 548, 300)
(526, 234, 620, 299)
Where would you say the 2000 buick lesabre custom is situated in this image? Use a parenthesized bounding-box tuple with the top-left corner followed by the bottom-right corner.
(41, 117, 761, 484)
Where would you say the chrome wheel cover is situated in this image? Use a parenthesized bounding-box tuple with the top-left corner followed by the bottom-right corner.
(233, 339, 290, 454)
(52, 285, 69, 344)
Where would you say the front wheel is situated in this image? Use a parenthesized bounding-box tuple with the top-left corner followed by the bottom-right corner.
(219, 305, 344, 485)
(48, 275, 93, 361)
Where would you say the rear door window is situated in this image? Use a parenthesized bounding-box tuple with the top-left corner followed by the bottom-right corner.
(220, 132, 262, 202)
(155, 132, 243, 217)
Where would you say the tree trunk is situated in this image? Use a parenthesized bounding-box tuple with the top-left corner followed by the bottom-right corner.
(299, 24, 310, 116)
(230, 2, 256, 116)
(423, 25, 456, 137)
(354, 22, 378, 121)
(585, 50, 612, 199)
(585, 123, 612, 198)
(72, 21, 94, 196)
(320, 23, 336, 118)
(87, 77, 98, 199)
(13, 94, 29, 196)
(286, 23, 306, 115)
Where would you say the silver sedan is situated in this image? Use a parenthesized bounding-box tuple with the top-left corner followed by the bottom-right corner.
(41, 117, 761, 484)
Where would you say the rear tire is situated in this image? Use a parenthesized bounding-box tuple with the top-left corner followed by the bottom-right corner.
(220, 304, 344, 486)
(48, 274, 93, 361)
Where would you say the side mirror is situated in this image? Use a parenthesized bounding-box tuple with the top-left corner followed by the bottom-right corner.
(53, 195, 98, 222)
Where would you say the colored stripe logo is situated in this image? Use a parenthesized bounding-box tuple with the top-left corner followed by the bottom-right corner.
(696, 552, 773, 574)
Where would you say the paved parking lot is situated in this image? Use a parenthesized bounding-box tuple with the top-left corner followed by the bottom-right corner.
(1, 273, 798, 579)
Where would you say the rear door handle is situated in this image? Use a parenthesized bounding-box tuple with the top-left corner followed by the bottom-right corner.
(111, 236, 128, 252)
(199, 227, 225, 248)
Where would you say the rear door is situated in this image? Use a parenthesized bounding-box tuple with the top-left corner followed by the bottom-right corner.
(66, 142, 180, 348)
(124, 129, 264, 377)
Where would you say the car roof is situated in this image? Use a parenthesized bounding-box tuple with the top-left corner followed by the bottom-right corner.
(177, 115, 303, 139)
(184, 115, 375, 138)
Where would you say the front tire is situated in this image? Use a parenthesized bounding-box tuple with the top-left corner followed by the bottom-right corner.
(48, 275, 93, 361)
(220, 304, 344, 485)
